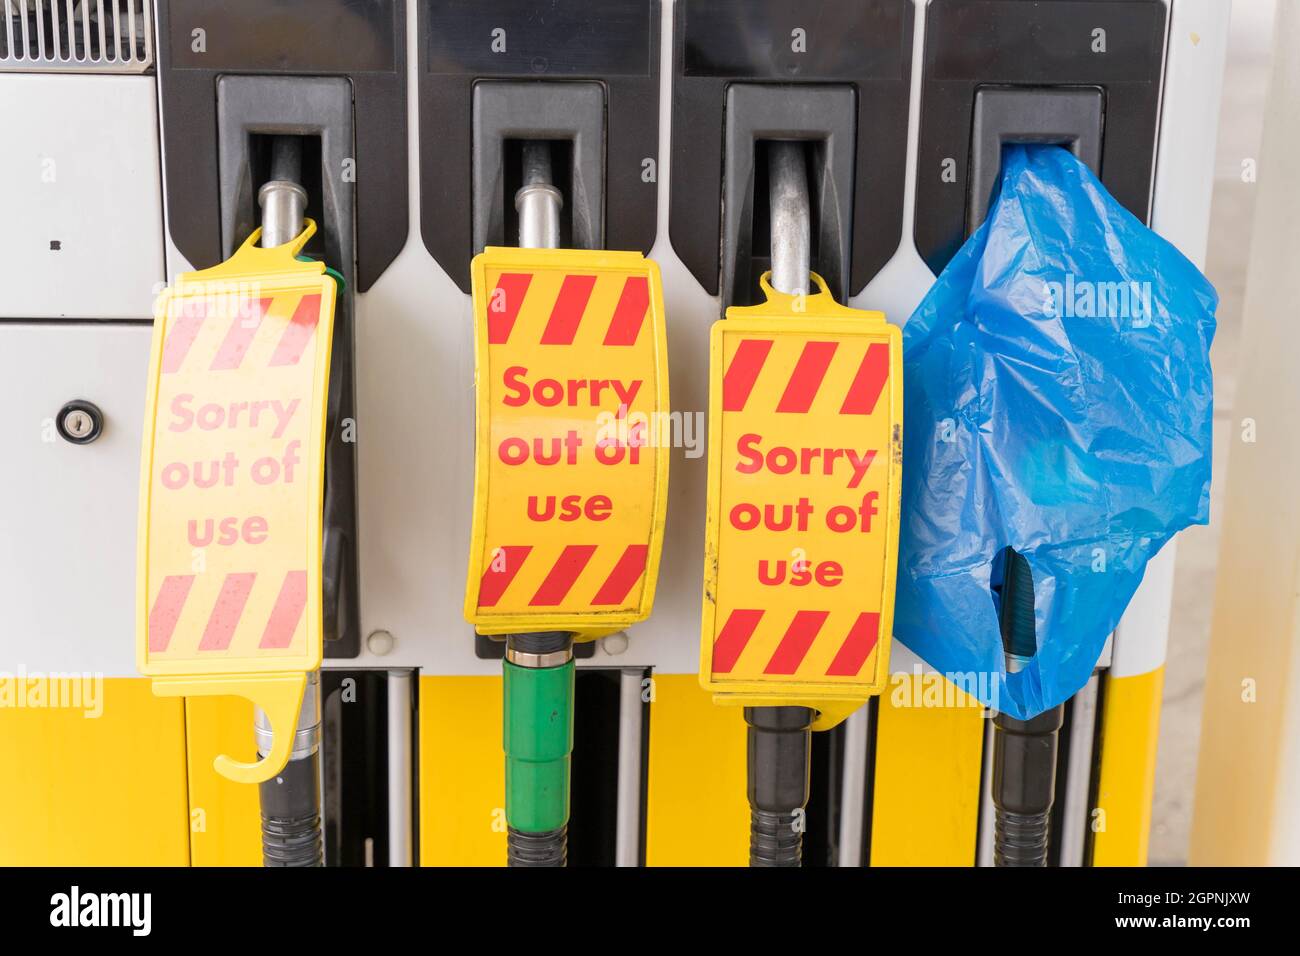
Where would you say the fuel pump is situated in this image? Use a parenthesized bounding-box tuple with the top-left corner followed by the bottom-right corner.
(953, 82, 1101, 870)
(897, 0, 1199, 870)
(745, 144, 817, 866)
(252, 139, 325, 867)
(497, 143, 578, 867)
(700, 141, 903, 866)
(463, 139, 670, 867)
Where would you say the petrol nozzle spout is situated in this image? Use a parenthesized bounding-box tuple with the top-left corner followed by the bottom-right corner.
(991, 548, 1063, 867)
(258, 136, 308, 248)
(515, 141, 563, 250)
(767, 141, 810, 297)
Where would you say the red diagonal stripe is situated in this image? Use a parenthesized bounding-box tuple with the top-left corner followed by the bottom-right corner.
(259, 570, 308, 649)
(478, 545, 532, 608)
(826, 612, 881, 677)
(487, 273, 532, 345)
(712, 608, 764, 674)
(210, 297, 273, 370)
(148, 575, 195, 652)
(161, 300, 207, 374)
(529, 544, 598, 606)
(591, 544, 649, 605)
(268, 294, 322, 368)
(840, 342, 890, 415)
(540, 274, 597, 345)
(603, 275, 650, 346)
(197, 572, 257, 651)
(722, 339, 773, 412)
(776, 341, 838, 413)
(764, 610, 830, 675)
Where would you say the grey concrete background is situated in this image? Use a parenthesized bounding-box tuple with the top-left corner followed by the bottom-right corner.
(1150, 0, 1275, 866)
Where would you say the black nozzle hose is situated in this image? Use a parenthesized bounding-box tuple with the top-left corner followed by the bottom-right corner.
(745, 705, 813, 867)
(259, 752, 323, 867)
(992, 703, 1063, 866)
(991, 549, 1063, 867)
(507, 825, 568, 867)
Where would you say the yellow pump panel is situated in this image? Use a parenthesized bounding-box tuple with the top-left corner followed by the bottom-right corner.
(137, 223, 335, 784)
(419, 675, 508, 866)
(645, 673, 749, 866)
(0, 678, 189, 866)
(185, 696, 263, 866)
(700, 274, 902, 727)
(1091, 667, 1164, 867)
(418, 673, 751, 867)
(870, 672, 985, 866)
(464, 247, 671, 640)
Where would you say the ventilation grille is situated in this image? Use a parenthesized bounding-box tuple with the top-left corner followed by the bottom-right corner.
(1, 1, 152, 73)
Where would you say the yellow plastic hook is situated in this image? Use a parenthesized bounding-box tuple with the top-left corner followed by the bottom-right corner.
(151, 672, 307, 784)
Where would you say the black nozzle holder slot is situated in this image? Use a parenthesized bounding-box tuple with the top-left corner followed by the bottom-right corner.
(156, 0, 407, 291)
(419, 0, 658, 292)
(472, 81, 605, 256)
(967, 86, 1104, 233)
(745, 705, 814, 867)
(669, 0, 913, 298)
(217, 76, 354, 270)
(722, 85, 855, 310)
(914, 0, 1165, 274)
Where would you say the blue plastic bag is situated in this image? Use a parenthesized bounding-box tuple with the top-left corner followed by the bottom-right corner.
(894, 145, 1217, 719)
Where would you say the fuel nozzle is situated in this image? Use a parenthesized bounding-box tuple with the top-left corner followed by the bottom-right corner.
(504, 631, 575, 867)
(767, 140, 810, 298)
(516, 140, 563, 250)
(991, 549, 1063, 867)
(499, 141, 577, 868)
(258, 137, 308, 249)
(745, 705, 814, 866)
(740, 140, 815, 868)
(255, 671, 323, 867)
(251, 134, 324, 867)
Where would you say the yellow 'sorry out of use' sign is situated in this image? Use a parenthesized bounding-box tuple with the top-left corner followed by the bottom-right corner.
(465, 247, 670, 639)
(137, 223, 335, 783)
(700, 274, 902, 728)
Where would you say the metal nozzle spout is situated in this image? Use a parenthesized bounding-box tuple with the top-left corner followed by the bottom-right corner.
(257, 136, 307, 248)
(515, 141, 563, 250)
(768, 140, 811, 296)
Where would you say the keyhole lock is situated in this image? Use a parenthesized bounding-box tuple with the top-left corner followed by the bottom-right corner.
(56, 400, 104, 445)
